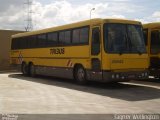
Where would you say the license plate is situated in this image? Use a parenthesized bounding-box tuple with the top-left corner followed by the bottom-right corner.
(128, 75, 135, 78)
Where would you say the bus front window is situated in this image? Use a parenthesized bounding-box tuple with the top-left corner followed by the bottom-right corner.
(104, 23, 146, 54)
(151, 30, 160, 54)
(128, 25, 146, 54)
(104, 24, 129, 53)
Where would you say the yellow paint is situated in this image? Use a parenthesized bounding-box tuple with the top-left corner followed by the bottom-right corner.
(10, 18, 148, 73)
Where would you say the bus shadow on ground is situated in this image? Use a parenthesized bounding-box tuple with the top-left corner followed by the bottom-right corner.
(139, 78, 160, 83)
(8, 74, 160, 102)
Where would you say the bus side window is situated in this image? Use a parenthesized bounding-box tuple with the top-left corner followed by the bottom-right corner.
(91, 27, 100, 55)
(11, 38, 16, 50)
(143, 29, 148, 46)
(151, 30, 160, 54)
(47, 32, 58, 46)
(37, 34, 47, 47)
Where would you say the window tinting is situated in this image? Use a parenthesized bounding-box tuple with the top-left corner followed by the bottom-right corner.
(65, 31, 71, 44)
(11, 39, 15, 50)
(47, 32, 58, 46)
(13, 38, 20, 49)
(143, 29, 148, 45)
(29, 36, 37, 48)
(104, 23, 146, 54)
(72, 29, 80, 43)
(59, 30, 71, 44)
(127, 25, 146, 53)
(59, 31, 65, 44)
(37, 34, 46, 47)
(20, 37, 27, 49)
(104, 24, 128, 53)
(72, 27, 89, 44)
(80, 27, 89, 43)
(11, 38, 18, 50)
(11, 26, 89, 50)
(151, 30, 160, 54)
(16, 38, 21, 49)
(91, 27, 100, 55)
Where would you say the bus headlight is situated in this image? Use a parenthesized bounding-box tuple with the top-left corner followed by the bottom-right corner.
(145, 72, 148, 77)
(116, 74, 119, 79)
(112, 74, 115, 79)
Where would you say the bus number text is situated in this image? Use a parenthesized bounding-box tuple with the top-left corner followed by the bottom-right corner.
(50, 48, 65, 54)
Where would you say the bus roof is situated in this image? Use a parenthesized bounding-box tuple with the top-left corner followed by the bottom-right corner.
(143, 22, 160, 29)
(12, 18, 141, 38)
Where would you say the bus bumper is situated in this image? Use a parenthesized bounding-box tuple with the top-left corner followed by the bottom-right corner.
(103, 70, 149, 82)
(149, 69, 160, 78)
(86, 69, 148, 82)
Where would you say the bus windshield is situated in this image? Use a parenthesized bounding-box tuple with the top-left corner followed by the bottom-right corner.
(104, 23, 146, 54)
(151, 30, 160, 54)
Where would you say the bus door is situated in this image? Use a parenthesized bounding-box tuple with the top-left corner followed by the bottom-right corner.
(90, 26, 102, 80)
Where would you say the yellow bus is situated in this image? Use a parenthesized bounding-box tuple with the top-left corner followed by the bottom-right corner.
(143, 22, 160, 79)
(10, 18, 148, 84)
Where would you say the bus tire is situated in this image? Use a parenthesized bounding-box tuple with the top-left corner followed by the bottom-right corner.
(74, 65, 87, 85)
(29, 63, 36, 77)
(21, 62, 28, 75)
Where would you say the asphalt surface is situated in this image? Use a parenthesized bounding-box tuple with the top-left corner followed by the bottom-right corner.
(0, 73, 160, 114)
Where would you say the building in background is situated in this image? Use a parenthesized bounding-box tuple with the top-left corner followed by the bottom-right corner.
(0, 30, 24, 71)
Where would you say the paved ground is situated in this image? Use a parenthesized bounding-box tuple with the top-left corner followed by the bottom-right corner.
(0, 73, 160, 114)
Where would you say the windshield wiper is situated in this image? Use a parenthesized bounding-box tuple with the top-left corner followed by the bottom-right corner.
(136, 47, 142, 55)
(119, 51, 123, 55)
(137, 50, 142, 55)
(137, 46, 146, 55)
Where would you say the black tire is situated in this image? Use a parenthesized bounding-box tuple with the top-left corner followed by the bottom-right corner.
(29, 63, 36, 77)
(21, 63, 28, 75)
(74, 66, 87, 85)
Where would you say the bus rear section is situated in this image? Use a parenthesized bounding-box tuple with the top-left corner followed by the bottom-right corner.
(88, 19, 149, 82)
(143, 22, 160, 79)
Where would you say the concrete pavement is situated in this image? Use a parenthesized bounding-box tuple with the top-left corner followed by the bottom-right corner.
(0, 73, 160, 114)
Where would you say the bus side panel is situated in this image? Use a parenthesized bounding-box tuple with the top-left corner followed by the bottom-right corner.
(10, 45, 91, 79)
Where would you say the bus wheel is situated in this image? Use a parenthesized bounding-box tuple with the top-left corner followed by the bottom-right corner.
(29, 63, 36, 77)
(21, 63, 28, 75)
(75, 66, 87, 85)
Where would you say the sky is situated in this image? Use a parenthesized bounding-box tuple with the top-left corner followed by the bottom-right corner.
(0, 0, 159, 31)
